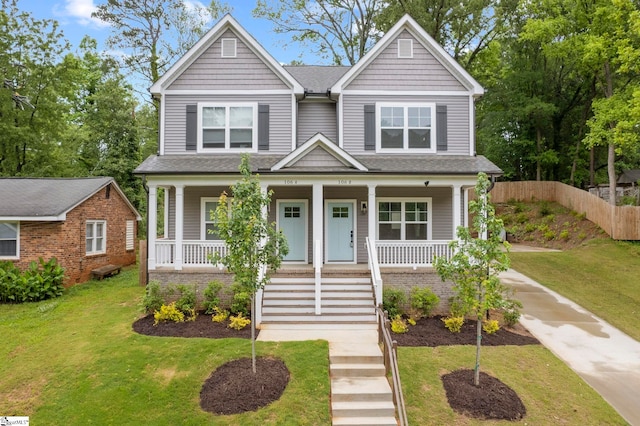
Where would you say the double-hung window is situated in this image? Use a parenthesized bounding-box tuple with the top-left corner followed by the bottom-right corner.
(201, 197, 232, 240)
(199, 103, 257, 152)
(86, 220, 106, 255)
(378, 199, 431, 240)
(0, 222, 19, 258)
(377, 103, 435, 153)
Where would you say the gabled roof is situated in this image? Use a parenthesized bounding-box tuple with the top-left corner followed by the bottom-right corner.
(284, 66, 351, 94)
(271, 134, 368, 171)
(331, 14, 484, 96)
(150, 14, 304, 95)
(0, 177, 141, 221)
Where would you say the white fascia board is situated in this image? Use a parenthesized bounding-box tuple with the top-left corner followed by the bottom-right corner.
(330, 14, 484, 96)
(1, 215, 65, 221)
(159, 93, 165, 155)
(271, 133, 368, 171)
(151, 15, 304, 95)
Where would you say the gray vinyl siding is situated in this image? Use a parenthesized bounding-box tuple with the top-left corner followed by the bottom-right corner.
(345, 30, 465, 91)
(341, 94, 470, 155)
(297, 102, 338, 144)
(163, 94, 293, 154)
(376, 186, 453, 240)
(290, 147, 345, 168)
(168, 29, 290, 91)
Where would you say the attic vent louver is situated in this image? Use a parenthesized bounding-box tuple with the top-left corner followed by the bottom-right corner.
(221, 38, 237, 58)
(398, 39, 413, 58)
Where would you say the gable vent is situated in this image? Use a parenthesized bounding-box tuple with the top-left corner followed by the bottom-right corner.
(221, 38, 237, 58)
(397, 39, 413, 58)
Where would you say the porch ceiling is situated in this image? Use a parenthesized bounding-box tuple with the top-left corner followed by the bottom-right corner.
(135, 154, 502, 176)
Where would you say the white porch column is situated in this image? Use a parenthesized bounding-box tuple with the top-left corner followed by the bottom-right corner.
(367, 184, 377, 242)
(312, 183, 324, 263)
(174, 185, 184, 270)
(163, 187, 170, 238)
(148, 185, 158, 270)
(463, 187, 469, 228)
(452, 184, 462, 239)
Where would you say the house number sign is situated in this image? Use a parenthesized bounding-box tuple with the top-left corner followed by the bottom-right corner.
(284, 179, 298, 185)
(338, 179, 352, 185)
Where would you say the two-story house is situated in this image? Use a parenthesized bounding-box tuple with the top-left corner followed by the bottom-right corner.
(135, 14, 501, 324)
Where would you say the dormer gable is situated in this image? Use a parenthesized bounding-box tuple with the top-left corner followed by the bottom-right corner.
(150, 15, 303, 95)
(330, 15, 483, 96)
(272, 134, 368, 171)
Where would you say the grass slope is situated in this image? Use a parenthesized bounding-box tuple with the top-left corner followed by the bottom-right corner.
(0, 268, 330, 425)
(511, 239, 640, 341)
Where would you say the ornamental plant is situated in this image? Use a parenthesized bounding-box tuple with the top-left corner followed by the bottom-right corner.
(153, 302, 185, 325)
(390, 315, 408, 334)
(442, 316, 464, 333)
(228, 313, 251, 330)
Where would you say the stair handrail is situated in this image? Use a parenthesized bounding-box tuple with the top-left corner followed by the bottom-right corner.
(314, 239, 322, 315)
(365, 237, 383, 306)
(376, 306, 408, 426)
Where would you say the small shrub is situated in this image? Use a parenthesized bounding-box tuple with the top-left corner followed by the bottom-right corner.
(203, 281, 223, 314)
(537, 224, 550, 233)
(0, 258, 65, 303)
(544, 230, 556, 240)
(383, 288, 406, 318)
(483, 319, 500, 334)
(407, 317, 416, 326)
(516, 212, 528, 224)
(211, 307, 229, 323)
(559, 230, 570, 240)
(524, 223, 537, 233)
(153, 302, 185, 325)
(538, 201, 552, 217)
(578, 231, 587, 240)
(230, 290, 251, 316)
(442, 316, 464, 333)
(619, 195, 636, 206)
(390, 315, 408, 333)
(175, 285, 196, 313)
(142, 281, 165, 314)
(543, 214, 555, 224)
(502, 309, 521, 327)
(410, 287, 440, 319)
(228, 313, 251, 330)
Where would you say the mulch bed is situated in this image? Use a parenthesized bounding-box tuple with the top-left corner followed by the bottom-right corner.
(392, 315, 540, 347)
(442, 369, 527, 421)
(200, 357, 290, 415)
(132, 312, 254, 339)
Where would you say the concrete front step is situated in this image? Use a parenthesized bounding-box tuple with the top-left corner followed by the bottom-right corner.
(332, 400, 396, 418)
(263, 306, 375, 314)
(332, 416, 398, 426)
(261, 314, 377, 323)
(331, 377, 393, 403)
(330, 363, 386, 378)
(259, 322, 378, 331)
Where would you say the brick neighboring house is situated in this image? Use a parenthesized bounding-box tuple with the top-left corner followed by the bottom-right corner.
(0, 177, 141, 285)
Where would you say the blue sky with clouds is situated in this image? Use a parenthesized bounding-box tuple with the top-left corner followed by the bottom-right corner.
(19, 0, 309, 65)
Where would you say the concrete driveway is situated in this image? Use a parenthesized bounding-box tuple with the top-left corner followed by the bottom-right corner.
(500, 269, 640, 425)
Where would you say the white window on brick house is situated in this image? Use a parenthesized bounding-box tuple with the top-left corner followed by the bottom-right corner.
(0, 222, 19, 258)
(86, 220, 106, 255)
(126, 220, 135, 251)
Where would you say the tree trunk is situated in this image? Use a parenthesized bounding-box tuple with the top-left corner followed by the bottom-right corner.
(251, 294, 257, 374)
(475, 313, 482, 386)
(608, 142, 616, 206)
(536, 127, 542, 181)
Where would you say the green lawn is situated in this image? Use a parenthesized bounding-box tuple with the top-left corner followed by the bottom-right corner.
(0, 268, 330, 425)
(510, 239, 640, 341)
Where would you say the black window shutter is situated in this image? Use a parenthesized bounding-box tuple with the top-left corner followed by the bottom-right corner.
(364, 104, 375, 151)
(258, 104, 270, 151)
(185, 104, 197, 151)
(436, 105, 447, 151)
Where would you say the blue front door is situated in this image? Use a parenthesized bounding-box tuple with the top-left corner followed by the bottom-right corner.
(327, 202, 354, 262)
(279, 201, 306, 262)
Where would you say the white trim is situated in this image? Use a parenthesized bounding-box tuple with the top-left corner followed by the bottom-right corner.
(159, 93, 165, 155)
(151, 15, 303, 94)
(0, 215, 65, 221)
(86, 220, 107, 255)
(148, 186, 157, 270)
(337, 95, 344, 148)
(376, 198, 433, 241)
(221, 38, 237, 58)
(376, 102, 436, 153)
(163, 187, 169, 239)
(174, 185, 184, 270)
(162, 89, 293, 95)
(324, 199, 357, 264)
(126, 220, 135, 251)
(291, 94, 297, 151)
(469, 96, 475, 156)
(271, 133, 368, 171)
(341, 89, 474, 97)
(331, 14, 484, 96)
(0, 221, 19, 259)
(276, 199, 309, 264)
(197, 102, 258, 153)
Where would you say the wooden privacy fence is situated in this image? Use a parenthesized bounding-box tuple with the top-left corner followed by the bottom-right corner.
(488, 181, 640, 240)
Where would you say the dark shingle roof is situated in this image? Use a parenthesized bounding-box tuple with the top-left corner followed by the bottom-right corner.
(135, 154, 502, 176)
(284, 66, 351, 94)
(0, 177, 114, 218)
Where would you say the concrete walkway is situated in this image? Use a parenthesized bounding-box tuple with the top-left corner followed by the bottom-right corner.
(500, 269, 640, 425)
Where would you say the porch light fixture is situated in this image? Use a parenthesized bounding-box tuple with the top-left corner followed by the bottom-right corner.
(424, 181, 430, 187)
(360, 201, 367, 214)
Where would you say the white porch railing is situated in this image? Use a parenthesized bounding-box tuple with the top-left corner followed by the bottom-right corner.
(375, 240, 453, 267)
(155, 240, 227, 267)
(365, 237, 383, 307)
